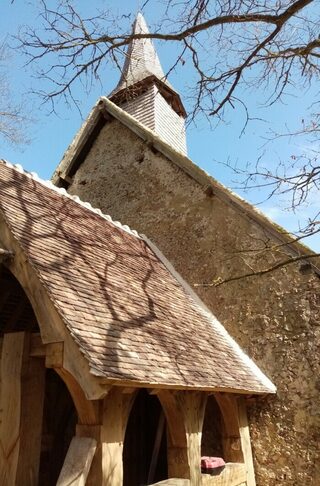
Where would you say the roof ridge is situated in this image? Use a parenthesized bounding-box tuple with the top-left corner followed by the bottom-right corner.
(0, 159, 141, 239)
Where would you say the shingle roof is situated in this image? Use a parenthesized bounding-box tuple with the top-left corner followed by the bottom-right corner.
(110, 13, 172, 95)
(0, 160, 275, 394)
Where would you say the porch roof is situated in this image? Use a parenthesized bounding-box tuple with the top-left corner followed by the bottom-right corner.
(0, 160, 275, 394)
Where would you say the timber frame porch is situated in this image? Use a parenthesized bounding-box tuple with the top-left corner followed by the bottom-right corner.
(0, 160, 276, 485)
(0, 332, 255, 486)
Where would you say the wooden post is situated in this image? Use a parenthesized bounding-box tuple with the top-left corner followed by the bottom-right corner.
(101, 387, 136, 486)
(76, 425, 103, 486)
(177, 391, 207, 486)
(157, 390, 190, 480)
(238, 398, 256, 486)
(0, 332, 45, 486)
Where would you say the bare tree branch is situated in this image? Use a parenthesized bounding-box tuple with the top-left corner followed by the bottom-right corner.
(194, 252, 320, 287)
(0, 43, 30, 146)
(14, 0, 320, 241)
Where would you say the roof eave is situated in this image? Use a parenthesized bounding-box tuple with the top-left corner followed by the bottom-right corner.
(110, 75, 187, 118)
(94, 373, 276, 395)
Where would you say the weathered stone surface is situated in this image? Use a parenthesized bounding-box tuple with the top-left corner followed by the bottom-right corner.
(68, 119, 320, 485)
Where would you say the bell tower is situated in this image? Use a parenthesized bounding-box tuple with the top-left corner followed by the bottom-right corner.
(109, 13, 187, 155)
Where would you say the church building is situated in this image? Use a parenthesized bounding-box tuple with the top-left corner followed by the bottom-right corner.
(0, 12, 319, 486)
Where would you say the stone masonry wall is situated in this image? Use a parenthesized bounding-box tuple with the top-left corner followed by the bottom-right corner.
(67, 119, 320, 486)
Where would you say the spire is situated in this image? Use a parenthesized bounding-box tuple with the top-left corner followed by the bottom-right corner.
(109, 13, 187, 155)
(113, 13, 171, 93)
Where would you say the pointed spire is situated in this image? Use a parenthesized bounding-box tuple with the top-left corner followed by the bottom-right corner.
(109, 13, 188, 155)
(113, 13, 171, 93)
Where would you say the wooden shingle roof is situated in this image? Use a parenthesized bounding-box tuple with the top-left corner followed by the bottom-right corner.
(110, 13, 172, 95)
(0, 160, 275, 394)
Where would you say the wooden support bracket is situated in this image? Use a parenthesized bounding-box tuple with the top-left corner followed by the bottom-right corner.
(29, 336, 64, 368)
(45, 342, 64, 368)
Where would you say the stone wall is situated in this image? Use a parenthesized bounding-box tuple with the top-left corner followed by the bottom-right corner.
(67, 119, 320, 486)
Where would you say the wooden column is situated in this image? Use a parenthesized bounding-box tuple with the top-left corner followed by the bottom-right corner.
(177, 391, 207, 486)
(0, 332, 45, 486)
(101, 387, 136, 486)
(238, 398, 256, 486)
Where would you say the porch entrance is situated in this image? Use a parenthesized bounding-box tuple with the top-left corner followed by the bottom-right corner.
(38, 369, 77, 486)
(0, 267, 77, 485)
(123, 389, 168, 486)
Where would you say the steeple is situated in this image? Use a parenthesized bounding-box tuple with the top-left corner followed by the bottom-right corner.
(112, 13, 170, 93)
(109, 13, 187, 155)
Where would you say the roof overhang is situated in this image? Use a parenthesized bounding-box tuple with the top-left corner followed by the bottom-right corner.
(110, 75, 187, 118)
(1, 160, 276, 396)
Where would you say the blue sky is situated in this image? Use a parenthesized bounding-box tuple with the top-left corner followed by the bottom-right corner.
(1, 0, 319, 251)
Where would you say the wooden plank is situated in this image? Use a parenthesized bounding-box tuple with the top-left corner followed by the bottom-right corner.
(157, 390, 187, 448)
(121, 387, 137, 394)
(16, 353, 45, 486)
(0, 332, 46, 486)
(0, 333, 26, 485)
(201, 463, 247, 485)
(57, 436, 97, 486)
(238, 398, 256, 486)
(101, 389, 123, 486)
(101, 376, 265, 395)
